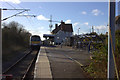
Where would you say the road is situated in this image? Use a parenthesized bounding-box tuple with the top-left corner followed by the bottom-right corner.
(45, 46, 91, 79)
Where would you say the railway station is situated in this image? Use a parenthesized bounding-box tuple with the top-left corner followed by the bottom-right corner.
(1, 1, 120, 80)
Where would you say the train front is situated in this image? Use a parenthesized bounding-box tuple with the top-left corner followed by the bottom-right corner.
(30, 35, 41, 50)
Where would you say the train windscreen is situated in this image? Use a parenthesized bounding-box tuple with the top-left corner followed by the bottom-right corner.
(31, 36, 40, 41)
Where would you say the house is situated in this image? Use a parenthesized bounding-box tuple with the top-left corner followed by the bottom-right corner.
(115, 15, 120, 31)
(52, 20, 73, 45)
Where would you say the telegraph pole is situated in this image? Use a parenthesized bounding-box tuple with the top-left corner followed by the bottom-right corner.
(49, 15, 53, 33)
(92, 26, 94, 33)
(48, 15, 61, 33)
(108, 0, 115, 79)
(78, 28, 80, 35)
(0, 8, 2, 80)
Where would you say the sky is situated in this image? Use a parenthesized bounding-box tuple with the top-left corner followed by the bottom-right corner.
(0, 0, 120, 40)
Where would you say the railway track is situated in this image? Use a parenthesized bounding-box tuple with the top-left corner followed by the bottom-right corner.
(2, 49, 39, 80)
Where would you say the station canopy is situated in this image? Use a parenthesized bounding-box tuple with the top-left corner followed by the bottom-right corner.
(43, 34, 54, 38)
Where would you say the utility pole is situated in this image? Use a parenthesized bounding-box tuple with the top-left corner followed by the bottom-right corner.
(0, 8, 31, 79)
(49, 15, 53, 33)
(0, 8, 37, 80)
(48, 15, 61, 33)
(78, 28, 80, 35)
(0, 8, 2, 80)
(92, 26, 94, 33)
(108, 0, 115, 78)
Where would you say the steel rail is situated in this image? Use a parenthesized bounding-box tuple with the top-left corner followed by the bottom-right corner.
(22, 50, 39, 80)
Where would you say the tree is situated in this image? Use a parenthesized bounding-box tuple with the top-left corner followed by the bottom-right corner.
(2, 21, 31, 54)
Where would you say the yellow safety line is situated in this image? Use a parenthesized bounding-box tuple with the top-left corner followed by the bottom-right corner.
(74, 59, 84, 67)
(67, 56, 84, 67)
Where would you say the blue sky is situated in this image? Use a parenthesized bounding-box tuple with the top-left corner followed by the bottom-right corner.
(1, 1, 119, 40)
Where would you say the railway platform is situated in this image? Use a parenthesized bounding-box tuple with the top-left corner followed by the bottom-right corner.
(34, 47, 52, 80)
(34, 46, 92, 79)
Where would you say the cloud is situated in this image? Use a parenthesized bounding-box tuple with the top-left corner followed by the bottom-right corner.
(39, 6, 42, 9)
(91, 9, 100, 16)
(101, 12, 104, 15)
(1, 0, 21, 4)
(29, 27, 49, 40)
(95, 25, 108, 34)
(40, 26, 44, 30)
(65, 20, 71, 23)
(37, 15, 49, 21)
(36, 26, 44, 30)
(82, 11, 87, 15)
(91, 9, 104, 16)
(73, 22, 89, 27)
(95, 25, 107, 30)
(84, 22, 89, 26)
(73, 22, 79, 27)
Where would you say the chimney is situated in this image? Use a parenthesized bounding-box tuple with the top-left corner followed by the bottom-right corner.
(61, 20, 65, 24)
(55, 24, 58, 29)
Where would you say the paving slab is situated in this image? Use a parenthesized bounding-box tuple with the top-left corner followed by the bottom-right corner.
(45, 46, 90, 78)
(34, 47, 52, 80)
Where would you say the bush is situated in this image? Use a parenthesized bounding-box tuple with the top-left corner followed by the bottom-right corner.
(85, 30, 120, 78)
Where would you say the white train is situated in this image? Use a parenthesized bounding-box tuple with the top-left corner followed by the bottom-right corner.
(30, 35, 42, 50)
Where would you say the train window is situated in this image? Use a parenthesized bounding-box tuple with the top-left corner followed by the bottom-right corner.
(31, 37, 40, 41)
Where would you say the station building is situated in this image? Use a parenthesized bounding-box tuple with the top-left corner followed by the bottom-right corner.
(43, 20, 73, 45)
